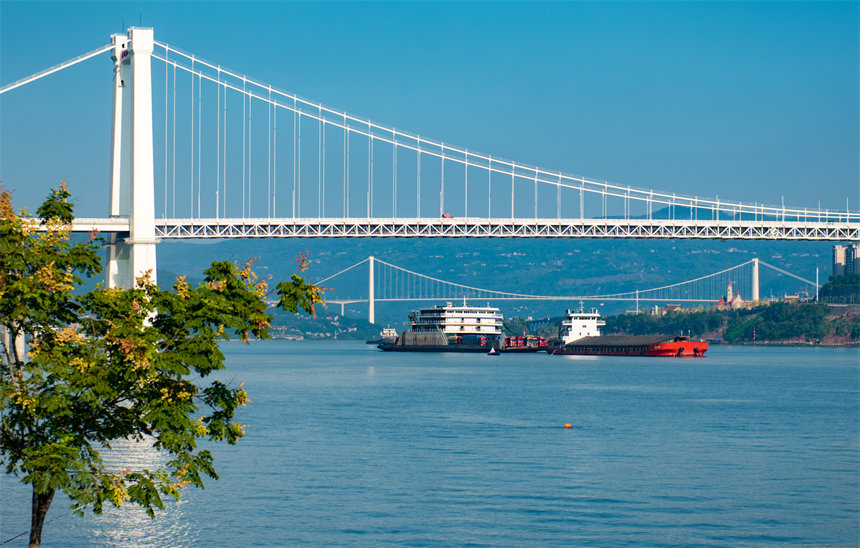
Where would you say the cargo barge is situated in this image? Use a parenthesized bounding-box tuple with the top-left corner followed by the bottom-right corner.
(547, 308, 708, 357)
(377, 301, 546, 353)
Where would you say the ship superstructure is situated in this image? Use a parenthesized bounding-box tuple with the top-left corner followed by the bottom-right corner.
(410, 301, 503, 338)
(557, 307, 606, 345)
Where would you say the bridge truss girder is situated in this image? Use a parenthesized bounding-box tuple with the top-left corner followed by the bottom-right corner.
(140, 218, 859, 241)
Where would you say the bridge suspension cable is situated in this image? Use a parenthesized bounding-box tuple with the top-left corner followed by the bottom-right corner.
(148, 39, 858, 225)
(0, 43, 112, 95)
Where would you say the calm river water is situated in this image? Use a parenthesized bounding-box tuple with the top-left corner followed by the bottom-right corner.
(1, 342, 858, 546)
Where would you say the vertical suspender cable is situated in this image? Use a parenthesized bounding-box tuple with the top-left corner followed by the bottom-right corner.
(292, 99, 296, 217)
(190, 58, 195, 219)
(242, 78, 246, 218)
(511, 162, 515, 218)
(268, 86, 272, 218)
(393, 130, 397, 217)
(343, 118, 346, 216)
(273, 95, 277, 217)
(297, 105, 302, 216)
(464, 151, 468, 218)
(222, 83, 227, 217)
(366, 122, 370, 217)
(487, 157, 492, 219)
(248, 94, 252, 217)
(322, 108, 326, 217)
(369, 123, 374, 217)
(557, 174, 561, 219)
(318, 106, 322, 218)
(163, 54, 168, 218)
(579, 187, 584, 219)
(197, 72, 202, 218)
(440, 144, 445, 217)
(602, 182, 607, 218)
(345, 115, 350, 217)
(172, 64, 176, 218)
(417, 137, 421, 218)
(216, 68, 220, 218)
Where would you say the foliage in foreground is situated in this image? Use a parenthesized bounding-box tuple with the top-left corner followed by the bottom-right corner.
(0, 184, 323, 547)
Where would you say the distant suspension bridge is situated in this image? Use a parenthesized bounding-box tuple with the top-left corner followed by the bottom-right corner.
(313, 256, 821, 323)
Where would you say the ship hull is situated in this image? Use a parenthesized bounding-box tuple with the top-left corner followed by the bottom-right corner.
(377, 342, 495, 353)
(548, 336, 708, 357)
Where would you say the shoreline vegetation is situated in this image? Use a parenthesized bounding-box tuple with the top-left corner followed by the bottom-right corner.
(600, 302, 860, 347)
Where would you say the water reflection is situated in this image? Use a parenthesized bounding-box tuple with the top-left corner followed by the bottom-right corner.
(75, 437, 198, 547)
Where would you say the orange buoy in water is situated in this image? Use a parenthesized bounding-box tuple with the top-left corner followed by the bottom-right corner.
(564, 423, 572, 428)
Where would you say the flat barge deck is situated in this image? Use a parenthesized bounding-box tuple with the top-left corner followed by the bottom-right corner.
(548, 335, 708, 357)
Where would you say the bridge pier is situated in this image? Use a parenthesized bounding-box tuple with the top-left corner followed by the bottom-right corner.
(107, 27, 158, 288)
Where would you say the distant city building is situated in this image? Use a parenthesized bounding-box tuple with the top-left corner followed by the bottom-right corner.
(833, 245, 846, 277)
(847, 244, 860, 275)
(834, 243, 860, 277)
(715, 281, 745, 309)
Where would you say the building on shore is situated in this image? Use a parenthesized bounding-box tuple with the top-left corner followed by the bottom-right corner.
(715, 281, 745, 309)
(833, 244, 860, 277)
(833, 245, 846, 277)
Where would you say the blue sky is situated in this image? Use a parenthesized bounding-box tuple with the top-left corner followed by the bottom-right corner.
(1, 1, 857, 217)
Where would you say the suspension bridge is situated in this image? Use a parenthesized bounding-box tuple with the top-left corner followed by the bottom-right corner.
(314, 256, 820, 323)
(1, 27, 857, 291)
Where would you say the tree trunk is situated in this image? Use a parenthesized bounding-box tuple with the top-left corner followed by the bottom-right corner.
(28, 487, 55, 548)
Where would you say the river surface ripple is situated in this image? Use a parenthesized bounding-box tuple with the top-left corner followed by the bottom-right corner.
(1, 343, 858, 546)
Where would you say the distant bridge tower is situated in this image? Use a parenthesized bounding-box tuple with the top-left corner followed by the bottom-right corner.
(369, 256, 376, 324)
(106, 27, 158, 288)
(752, 257, 760, 303)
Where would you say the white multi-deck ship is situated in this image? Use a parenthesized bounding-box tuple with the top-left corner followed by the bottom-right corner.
(378, 300, 505, 352)
(378, 300, 547, 353)
(410, 301, 503, 337)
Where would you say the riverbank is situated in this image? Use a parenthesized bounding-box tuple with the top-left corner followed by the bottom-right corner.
(576, 302, 860, 347)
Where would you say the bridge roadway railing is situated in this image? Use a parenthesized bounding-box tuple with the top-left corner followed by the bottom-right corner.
(67, 217, 858, 241)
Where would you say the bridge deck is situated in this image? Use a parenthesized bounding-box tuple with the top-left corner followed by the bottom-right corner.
(68, 217, 859, 241)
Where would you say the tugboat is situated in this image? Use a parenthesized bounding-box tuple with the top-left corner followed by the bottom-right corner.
(547, 307, 708, 357)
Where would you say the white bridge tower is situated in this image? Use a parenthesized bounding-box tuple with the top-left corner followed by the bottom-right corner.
(106, 27, 158, 288)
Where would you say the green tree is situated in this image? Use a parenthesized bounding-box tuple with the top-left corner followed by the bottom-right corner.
(819, 274, 860, 303)
(0, 185, 323, 547)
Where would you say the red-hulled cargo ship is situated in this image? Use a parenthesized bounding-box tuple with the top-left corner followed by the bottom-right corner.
(547, 308, 708, 357)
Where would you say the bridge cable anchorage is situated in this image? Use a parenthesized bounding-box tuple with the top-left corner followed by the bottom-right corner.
(0, 43, 112, 95)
